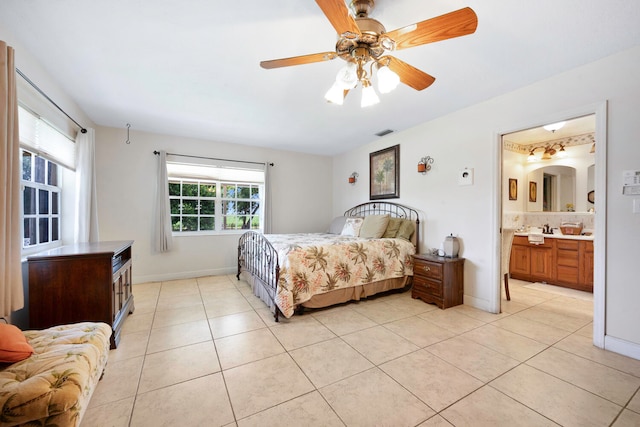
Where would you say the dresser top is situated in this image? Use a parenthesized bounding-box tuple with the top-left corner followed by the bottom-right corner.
(27, 240, 133, 260)
(413, 253, 465, 263)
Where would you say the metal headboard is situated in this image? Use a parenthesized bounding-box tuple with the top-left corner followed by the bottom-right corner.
(344, 202, 420, 249)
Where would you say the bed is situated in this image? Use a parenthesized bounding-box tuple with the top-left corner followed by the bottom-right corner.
(237, 202, 420, 321)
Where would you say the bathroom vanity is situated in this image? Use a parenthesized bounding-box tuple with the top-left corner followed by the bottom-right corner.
(510, 233, 593, 292)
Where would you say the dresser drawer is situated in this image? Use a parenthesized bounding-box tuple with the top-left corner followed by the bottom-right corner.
(414, 259, 443, 281)
(413, 276, 443, 298)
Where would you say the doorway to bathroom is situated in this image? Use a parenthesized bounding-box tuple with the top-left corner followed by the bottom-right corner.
(498, 104, 606, 347)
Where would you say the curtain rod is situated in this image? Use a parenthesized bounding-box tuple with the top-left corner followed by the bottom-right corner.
(153, 151, 274, 167)
(16, 68, 87, 134)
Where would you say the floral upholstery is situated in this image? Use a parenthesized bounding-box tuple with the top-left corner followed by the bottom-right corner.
(0, 322, 111, 427)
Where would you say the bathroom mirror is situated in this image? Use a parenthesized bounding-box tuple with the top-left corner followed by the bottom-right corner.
(526, 165, 577, 212)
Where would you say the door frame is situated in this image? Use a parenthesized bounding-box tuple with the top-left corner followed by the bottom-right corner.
(493, 101, 607, 348)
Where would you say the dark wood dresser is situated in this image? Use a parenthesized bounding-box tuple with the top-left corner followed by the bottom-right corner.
(27, 240, 135, 349)
(412, 254, 465, 309)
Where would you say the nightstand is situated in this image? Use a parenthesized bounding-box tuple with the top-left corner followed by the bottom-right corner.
(412, 254, 465, 309)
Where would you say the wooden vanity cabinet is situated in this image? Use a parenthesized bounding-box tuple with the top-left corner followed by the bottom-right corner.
(510, 236, 554, 283)
(27, 240, 135, 349)
(556, 239, 580, 287)
(509, 236, 593, 292)
(529, 244, 554, 283)
(510, 244, 531, 277)
(578, 241, 594, 292)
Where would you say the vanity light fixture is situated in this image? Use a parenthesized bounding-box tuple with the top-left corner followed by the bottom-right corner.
(417, 156, 434, 174)
(527, 143, 566, 161)
(348, 172, 359, 184)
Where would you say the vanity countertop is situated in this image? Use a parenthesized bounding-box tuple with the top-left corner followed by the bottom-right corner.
(514, 232, 594, 241)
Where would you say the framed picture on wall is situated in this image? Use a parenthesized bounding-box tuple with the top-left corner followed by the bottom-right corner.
(370, 144, 400, 200)
(509, 178, 517, 200)
(529, 181, 537, 202)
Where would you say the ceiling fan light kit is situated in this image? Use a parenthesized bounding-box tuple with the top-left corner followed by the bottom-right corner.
(360, 79, 380, 107)
(261, 0, 478, 107)
(377, 64, 400, 93)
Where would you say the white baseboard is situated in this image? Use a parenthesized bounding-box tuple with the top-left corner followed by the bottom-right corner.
(463, 294, 496, 313)
(133, 267, 237, 284)
(604, 335, 640, 361)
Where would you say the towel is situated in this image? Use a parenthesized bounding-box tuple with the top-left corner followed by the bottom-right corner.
(528, 233, 544, 245)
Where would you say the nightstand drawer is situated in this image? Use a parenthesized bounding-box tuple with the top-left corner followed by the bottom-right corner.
(414, 276, 443, 298)
(414, 260, 443, 281)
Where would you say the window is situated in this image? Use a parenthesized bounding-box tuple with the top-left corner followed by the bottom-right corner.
(221, 182, 261, 231)
(21, 149, 61, 249)
(169, 180, 216, 232)
(18, 105, 76, 253)
(167, 164, 264, 234)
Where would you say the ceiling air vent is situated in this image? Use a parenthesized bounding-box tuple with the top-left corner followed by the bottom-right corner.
(375, 129, 394, 137)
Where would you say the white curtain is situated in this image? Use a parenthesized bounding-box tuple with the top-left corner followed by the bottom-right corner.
(263, 162, 273, 234)
(154, 150, 173, 252)
(74, 128, 100, 242)
(0, 41, 23, 317)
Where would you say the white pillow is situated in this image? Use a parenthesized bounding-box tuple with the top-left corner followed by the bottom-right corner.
(328, 216, 348, 234)
(341, 217, 364, 236)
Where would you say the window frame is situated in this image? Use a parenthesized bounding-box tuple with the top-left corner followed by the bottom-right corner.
(20, 148, 62, 255)
(168, 177, 264, 235)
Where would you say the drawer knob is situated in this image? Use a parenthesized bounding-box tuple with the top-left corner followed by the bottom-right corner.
(423, 265, 430, 272)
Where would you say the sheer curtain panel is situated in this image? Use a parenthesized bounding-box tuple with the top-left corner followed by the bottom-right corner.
(0, 41, 24, 316)
(74, 128, 100, 242)
(154, 150, 173, 252)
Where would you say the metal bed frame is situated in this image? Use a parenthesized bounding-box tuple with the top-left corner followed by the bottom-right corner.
(237, 201, 420, 321)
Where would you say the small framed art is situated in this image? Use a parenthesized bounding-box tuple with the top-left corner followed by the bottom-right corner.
(529, 181, 537, 202)
(508, 178, 517, 200)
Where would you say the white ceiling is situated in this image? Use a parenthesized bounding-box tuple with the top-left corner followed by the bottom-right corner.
(1, 0, 639, 156)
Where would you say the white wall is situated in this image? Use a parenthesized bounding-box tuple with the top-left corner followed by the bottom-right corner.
(95, 126, 333, 282)
(5, 21, 640, 357)
(333, 45, 640, 356)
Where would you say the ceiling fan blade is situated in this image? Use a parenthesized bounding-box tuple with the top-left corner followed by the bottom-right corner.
(385, 7, 478, 51)
(315, 0, 361, 39)
(260, 52, 338, 69)
(383, 56, 435, 91)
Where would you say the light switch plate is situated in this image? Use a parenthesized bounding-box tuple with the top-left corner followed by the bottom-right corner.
(458, 168, 474, 186)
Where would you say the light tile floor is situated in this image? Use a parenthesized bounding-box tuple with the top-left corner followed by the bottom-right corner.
(83, 276, 640, 426)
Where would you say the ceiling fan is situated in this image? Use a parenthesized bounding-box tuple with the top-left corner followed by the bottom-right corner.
(260, 0, 478, 106)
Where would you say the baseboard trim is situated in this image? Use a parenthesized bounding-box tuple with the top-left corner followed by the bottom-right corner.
(604, 335, 640, 361)
(463, 294, 495, 313)
(134, 267, 237, 284)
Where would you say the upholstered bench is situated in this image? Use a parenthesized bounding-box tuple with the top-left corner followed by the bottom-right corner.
(0, 322, 111, 427)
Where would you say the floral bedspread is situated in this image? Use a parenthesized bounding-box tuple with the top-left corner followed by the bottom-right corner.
(266, 233, 415, 318)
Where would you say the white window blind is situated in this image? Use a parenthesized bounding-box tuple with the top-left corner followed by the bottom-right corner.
(18, 106, 76, 170)
(166, 155, 265, 183)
